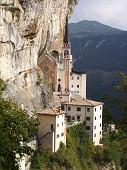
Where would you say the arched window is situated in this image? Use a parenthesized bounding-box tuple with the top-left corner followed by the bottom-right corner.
(77, 115, 80, 122)
(64, 50, 69, 55)
(58, 84, 61, 92)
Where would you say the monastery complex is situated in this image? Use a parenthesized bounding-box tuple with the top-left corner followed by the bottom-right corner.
(37, 18, 103, 152)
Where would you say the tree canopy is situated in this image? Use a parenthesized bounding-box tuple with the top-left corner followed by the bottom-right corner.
(0, 79, 38, 170)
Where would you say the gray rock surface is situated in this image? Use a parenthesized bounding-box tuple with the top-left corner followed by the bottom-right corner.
(0, 0, 76, 113)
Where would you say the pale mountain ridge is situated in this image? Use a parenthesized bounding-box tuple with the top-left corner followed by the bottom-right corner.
(69, 20, 124, 36)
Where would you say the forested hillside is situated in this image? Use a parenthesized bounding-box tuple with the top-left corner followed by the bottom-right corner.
(69, 21, 127, 118)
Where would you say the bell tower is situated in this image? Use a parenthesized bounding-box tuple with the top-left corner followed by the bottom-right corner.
(63, 16, 71, 92)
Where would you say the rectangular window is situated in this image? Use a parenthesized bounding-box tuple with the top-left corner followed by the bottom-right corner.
(95, 108, 96, 112)
(71, 85, 74, 88)
(61, 105, 64, 111)
(86, 126, 90, 130)
(100, 106, 102, 110)
(71, 77, 74, 80)
(62, 122, 64, 126)
(77, 85, 79, 88)
(77, 107, 81, 111)
(100, 131, 101, 135)
(57, 124, 59, 127)
(61, 133, 64, 137)
(51, 124, 53, 131)
(86, 117, 90, 121)
(100, 124, 101, 127)
(95, 117, 96, 120)
(57, 134, 59, 138)
(77, 77, 79, 80)
(87, 108, 90, 112)
(68, 107, 71, 111)
(100, 115, 101, 118)
(94, 126, 96, 129)
(77, 91, 79, 93)
(94, 134, 96, 137)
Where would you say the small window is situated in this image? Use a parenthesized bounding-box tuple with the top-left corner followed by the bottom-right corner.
(67, 115, 71, 122)
(61, 105, 64, 111)
(77, 107, 81, 111)
(100, 131, 101, 135)
(57, 115, 59, 118)
(95, 108, 96, 112)
(71, 77, 74, 80)
(51, 124, 53, 131)
(57, 134, 59, 138)
(94, 126, 96, 129)
(86, 126, 90, 130)
(86, 117, 90, 121)
(61, 133, 64, 137)
(94, 134, 96, 137)
(100, 115, 101, 118)
(87, 108, 90, 112)
(77, 85, 79, 88)
(100, 124, 101, 127)
(77, 77, 79, 80)
(57, 124, 59, 127)
(58, 78, 61, 82)
(71, 85, 74, 88)
(62, 122, 64, 126)
(68, 107, 71, 111)
(95, 117, 96, 120)
(100, 106, 102, 110)
(77, 91, 79, 93)
(77, 115, 80, 121)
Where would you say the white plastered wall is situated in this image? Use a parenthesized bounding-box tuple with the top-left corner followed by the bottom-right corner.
(92, 105, 103, 145)
(55, 114, 66, 152)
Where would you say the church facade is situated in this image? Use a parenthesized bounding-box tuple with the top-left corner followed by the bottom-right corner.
(38, 18, 86, 99)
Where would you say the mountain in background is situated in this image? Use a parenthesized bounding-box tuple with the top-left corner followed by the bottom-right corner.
(69, 20, 122, 36)
(69, 20, 127, 119)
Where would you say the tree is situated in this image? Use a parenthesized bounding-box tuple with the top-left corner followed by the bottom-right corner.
(0, 79, 38, 170)
(101, 73, 127, 169)
(103, 107, 113, 125)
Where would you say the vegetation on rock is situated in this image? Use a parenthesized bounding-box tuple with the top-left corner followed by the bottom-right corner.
(0, 79, 38, 170)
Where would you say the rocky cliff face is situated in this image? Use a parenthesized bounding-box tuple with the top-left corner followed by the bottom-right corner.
(0, 0, 75, 113)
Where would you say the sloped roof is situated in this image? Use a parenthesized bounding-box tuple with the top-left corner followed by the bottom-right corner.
(37, 107, 65, 116)
(63, 98, 103, 107)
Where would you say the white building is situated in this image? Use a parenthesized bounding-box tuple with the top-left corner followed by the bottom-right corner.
(62, 98, 103, 146)
(38, 17, 103, 147)
(37, 108, 66, 153)
(38, 18, 87, 99)
(70, 69, 86, 99)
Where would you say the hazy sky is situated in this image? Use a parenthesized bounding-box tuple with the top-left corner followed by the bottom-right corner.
(70, 0, 127, 31)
